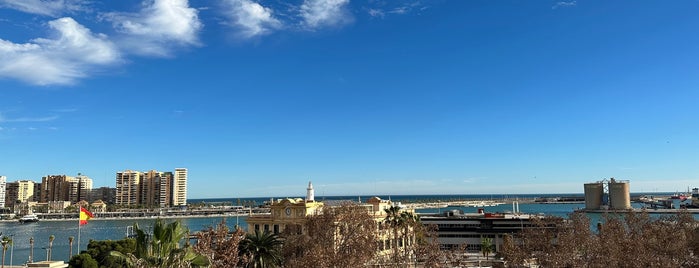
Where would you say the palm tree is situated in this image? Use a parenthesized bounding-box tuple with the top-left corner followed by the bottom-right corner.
(48, 235, 55, 261)
(111, 219, 208, 268)
(481, 237, 493, 260)
(1, 236, 12, 268)
(29, 237, 34, 263)
(239, 230, 282, 268)
(384, 206, 405, 264)
(68, 236, 74, 259)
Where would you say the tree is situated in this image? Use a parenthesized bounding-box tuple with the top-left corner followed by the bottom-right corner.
(500, 210, 699, 267)
(111, 219, 209, 268)
(192, 219, 246, 268)
(281, 203, 379, 267)
(68, 253, 99, 268)
(240, 230, 282, 268)
(76, 239, 136, 268)
(383, 205, 405, 265)
(48, 235, 55, 261)
(481, 237, 493, 260)
(1, 236, 12, 268)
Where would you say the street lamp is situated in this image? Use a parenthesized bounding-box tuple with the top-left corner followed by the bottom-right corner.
(8, 235, 13, 267)
(41, 247, 48, 261)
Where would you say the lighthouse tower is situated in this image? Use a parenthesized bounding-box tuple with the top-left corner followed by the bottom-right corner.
(306, 181, 315, 202)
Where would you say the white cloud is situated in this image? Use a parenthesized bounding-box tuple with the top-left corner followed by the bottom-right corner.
(103, 0, 202, 56)
(0, 0, 91, 17)
(0, 17, 120, 85)
(223, 0, 282, 38)
(367, 8, 384, 18)
(552, 1, 576, 9)
(300, 0, 352, 29)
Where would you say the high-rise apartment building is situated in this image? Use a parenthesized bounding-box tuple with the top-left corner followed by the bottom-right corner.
(139, 170, 173, 207)
(71, 174, 93, 202)
(115, 168, 187, 207)
(40, 174, 92, 203)
(173, 168, 187, 206)
(0, 176, 6, 208)
(41, 175, 74, 202)
(116, 170, 140, 205)
(5, 180, 36, 206)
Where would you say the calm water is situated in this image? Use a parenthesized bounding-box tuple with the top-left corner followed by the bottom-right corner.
(0, 216, 248, 266)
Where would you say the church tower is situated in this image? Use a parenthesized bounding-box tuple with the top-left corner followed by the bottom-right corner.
(306, 181, 314, 202)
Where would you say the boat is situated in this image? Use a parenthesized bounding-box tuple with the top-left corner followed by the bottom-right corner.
(19, 214, 39, 223)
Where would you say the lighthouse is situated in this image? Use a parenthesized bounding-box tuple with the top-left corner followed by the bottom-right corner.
(306, 181, 315, 202)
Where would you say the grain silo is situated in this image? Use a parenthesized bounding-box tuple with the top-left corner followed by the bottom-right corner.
(584, 182, 604, 210)
(608, 179, 631, 209)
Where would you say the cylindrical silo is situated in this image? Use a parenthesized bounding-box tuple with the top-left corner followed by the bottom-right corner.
(584, 183, 604, 210)
(609, 181, 631, 209)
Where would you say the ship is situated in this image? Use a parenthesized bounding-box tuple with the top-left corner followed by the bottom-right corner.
(19, 214, 39, 223)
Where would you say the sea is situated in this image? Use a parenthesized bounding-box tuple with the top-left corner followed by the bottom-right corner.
(0, 193, 684, 266)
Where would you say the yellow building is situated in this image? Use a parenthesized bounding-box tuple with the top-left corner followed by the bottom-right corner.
(246, 182, 413, 234)
(247, 181, 324, 234)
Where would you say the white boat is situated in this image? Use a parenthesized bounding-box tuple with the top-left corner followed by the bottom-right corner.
(19, 214, 39, 223)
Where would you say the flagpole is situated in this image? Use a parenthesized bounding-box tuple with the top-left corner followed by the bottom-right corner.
(78, 206, 81, 254)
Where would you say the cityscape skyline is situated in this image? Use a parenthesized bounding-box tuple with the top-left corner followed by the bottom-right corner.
(1, 1, 698, 198)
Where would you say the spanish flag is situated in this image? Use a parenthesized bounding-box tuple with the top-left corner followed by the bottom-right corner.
(80, 207, 94, 225)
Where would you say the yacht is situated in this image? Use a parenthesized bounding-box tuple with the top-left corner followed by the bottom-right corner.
(19, 214, 39, 223)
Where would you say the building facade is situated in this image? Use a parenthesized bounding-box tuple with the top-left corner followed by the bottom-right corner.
(139, 170, 173, 207)
(419, 206, 541, 252)
(88, 187, 116, 204)
(116, 170, 141, 205)
(0, 176, 6, 208)
(5, 180, 37, 206)
(115, 168, 187, 207)
(172, 168, 187, 206)
(41, 175, 73, 202)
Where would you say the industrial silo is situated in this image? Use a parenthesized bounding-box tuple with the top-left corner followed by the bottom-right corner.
(584, 182, 604, 210)
(608, 180, 631, 209)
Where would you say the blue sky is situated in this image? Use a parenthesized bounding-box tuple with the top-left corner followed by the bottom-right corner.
(1, 0, 698, 198)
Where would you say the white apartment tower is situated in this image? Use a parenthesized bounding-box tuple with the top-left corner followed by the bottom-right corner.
(0, 176, 6, 208)
(172, 168, 187, 206)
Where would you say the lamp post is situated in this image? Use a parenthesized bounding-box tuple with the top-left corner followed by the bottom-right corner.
(41, 247, 48, 261)
(28, 237, 34, 263)
(8, 235, 12, 267)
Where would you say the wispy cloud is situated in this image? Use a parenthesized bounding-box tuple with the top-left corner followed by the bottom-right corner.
(0, 0, 91, 17)
(0, 17, 121, 85)
(0, 113, 59, 123)
(300, 0, 352, 29)
(222, 0, 282, 38)
(552, 1, 576, 9)
(367, 8, 384, 18)
(366, 1, 426, 18)
(103, 0, 202, 57)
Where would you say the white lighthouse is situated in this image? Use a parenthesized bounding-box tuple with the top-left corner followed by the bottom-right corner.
(306, 181, 315, 202)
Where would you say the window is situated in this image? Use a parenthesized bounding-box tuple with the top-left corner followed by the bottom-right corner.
(254, 224, 260, 231)
(264, 224, 270, 232)
(274, 224, 279, 234)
